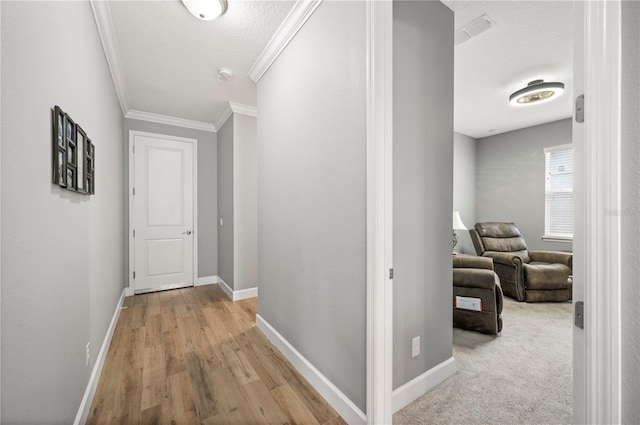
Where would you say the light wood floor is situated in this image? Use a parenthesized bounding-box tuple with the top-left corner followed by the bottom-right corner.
(87, 285, 347, 425)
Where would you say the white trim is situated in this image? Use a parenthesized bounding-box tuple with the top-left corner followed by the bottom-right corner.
(541, 236, 573, 243)
(544, 143, 573, 154)
(73, 289, 126, 425)
(128, 130, 199, 294)
(581, 1, 622, 423)
(215, 276, 258, 301)
(229, 102, 258, 117)
(215, 104, 233, 131)
(365, 1, 394, 424)
(124, 286, 134, 297)
(216, 276, 234, 300)
(89, 0, 128, 115)
(248, 0, 324, 83)
(233, 286, 258, 301)
(256, 314, 366, 425)
(125, 110, 216, 133)
(391, 357, 457, 413)
(195, 275, 218, 287)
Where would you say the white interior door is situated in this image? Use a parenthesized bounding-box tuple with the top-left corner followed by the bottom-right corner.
(133, 133, 194, 294)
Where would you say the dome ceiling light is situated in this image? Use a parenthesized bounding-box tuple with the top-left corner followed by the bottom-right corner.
(181, 0, 227, 21)
(509, 79, 565, 106)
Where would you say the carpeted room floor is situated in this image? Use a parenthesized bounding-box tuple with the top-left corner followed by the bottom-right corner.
(394, 298, 573, 425)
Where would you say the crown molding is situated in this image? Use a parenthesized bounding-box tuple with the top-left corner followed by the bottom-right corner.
(125, 110, 216, 132)
(229, 102, 258, 117)
(215, 104, 233, 130)
(248, 0, 324, 83)
(90, 0, 129, 115)
(215, 102, 258, 130)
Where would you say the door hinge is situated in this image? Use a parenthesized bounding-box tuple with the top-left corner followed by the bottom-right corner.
(133, 271, 136, 279)
(133, 229, 135, 237)
(133, 145, 135, 154)
(575, 301, 584, 329)
(575, 94, 585, 123)
(389, 268, 394, 279)
(132, 187, 135, 196)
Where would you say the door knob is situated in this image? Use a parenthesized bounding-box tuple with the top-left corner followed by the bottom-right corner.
(183, 230, 192, 235)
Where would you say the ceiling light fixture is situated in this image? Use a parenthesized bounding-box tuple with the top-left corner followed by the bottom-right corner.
(509, 79, 565, 106)
(181, 0, 227, 21)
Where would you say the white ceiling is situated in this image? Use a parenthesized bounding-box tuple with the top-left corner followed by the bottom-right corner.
(107, 1, 572, 137)
(108, 0, 294, 125)
(442, 1, 574, 139)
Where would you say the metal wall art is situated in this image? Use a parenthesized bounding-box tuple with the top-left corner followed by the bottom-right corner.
(53, 106, 94, 194)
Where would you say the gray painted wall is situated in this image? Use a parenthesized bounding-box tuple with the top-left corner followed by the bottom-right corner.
(123, 118, 218, 279)
(1, 1, 123, 422)
(217, 117, 234, 287)
(476, 119, 573, 252)
(256, 0, 366, 411)
(232, 114, 258, 291)
(453, 132, 477, 255)
(621, 2, 640, 422)
(393, 0, 454, 389)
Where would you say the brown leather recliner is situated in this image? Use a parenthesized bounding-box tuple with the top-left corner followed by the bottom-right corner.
(453, 255, 503, 335)
(470, 222, 572, 302)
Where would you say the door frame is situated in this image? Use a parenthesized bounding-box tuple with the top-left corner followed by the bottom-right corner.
(365, 1, 393, 424)
(364, 1, 624, 423)
(574, 0, 622, 423)
(127, 130, 199, 294)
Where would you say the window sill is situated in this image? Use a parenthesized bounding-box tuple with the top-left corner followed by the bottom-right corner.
(542, 236, 573, 243)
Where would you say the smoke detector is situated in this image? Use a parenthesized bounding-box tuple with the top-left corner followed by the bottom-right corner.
(217, 68, 233, 82)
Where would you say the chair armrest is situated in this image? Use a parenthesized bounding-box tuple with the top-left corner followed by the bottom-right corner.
(453, 256, 494, 271)
(453, 269, 499, 290)
(482, 251, 524, 267)
(529, 250, 573, 269)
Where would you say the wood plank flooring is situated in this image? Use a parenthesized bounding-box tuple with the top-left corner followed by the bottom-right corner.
(87, 285, 347, 425)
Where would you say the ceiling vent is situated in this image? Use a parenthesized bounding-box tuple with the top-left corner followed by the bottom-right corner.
(455, 14, 496, 46)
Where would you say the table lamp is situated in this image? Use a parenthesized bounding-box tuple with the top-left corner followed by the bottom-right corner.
(452, 211, 467, 255)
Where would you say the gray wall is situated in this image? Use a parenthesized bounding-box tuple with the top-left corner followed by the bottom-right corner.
(1, 1, 123, 422)
(476, 119, 573, 252)
(256, 0, 366, 411)
(393, 0, 454, 389)
(217, 117, 234, 287)
(232, 114, 258, 291)
(123, 118, 218, 279)
(621, 2, 640, 422)
(453, 132, 477, 255)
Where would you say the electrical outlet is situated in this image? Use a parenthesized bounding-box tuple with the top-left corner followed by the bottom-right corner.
(85, 342, 90, 366)
(219, 217, 223, 226)
(412, 336, 420, 358)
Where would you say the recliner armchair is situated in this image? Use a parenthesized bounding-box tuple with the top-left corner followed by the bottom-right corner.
(470, 222, 572, 302)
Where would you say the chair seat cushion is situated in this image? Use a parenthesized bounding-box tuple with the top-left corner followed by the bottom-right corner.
(523, 263, 572, 290)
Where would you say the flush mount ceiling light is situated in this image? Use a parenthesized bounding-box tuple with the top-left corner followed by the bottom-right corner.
(181, 0, 227, 21)
(509, 79, 565, 106)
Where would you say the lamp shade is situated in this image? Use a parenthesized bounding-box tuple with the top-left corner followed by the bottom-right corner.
(452, 211, 467, 230)
(181, 0, 227, 21)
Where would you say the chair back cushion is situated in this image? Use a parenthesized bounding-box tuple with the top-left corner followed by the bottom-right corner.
(473, 222, 530, 262)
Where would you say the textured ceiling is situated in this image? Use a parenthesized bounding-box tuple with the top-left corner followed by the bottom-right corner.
(442, 1, 574, 138)
(109, 0, 294, 124)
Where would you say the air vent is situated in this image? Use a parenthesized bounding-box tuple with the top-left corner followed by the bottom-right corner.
(455, 14, 496, 46)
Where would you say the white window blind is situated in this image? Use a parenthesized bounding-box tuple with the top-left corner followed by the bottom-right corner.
(544, 144, 573, 240)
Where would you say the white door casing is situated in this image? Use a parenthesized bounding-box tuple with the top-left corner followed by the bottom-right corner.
(128, 131, 197, 294)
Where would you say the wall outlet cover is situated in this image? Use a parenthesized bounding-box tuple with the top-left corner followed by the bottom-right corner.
(412, 336, 420, 358)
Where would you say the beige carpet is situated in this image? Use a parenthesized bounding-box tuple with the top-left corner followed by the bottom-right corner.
(394, 298, 573, 425)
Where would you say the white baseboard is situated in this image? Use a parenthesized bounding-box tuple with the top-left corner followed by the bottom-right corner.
(73, 288, 126, 425)
(256, 314, 366, 425)
(391, 356, 457, 413)
(124, 286, 134, 297)
(217, 276, 258, 301)
(233, 286, 258, 301)
(195, 275, 218, 287)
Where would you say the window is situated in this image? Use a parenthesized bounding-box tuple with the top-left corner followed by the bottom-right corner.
(544, 144, 573, 241)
